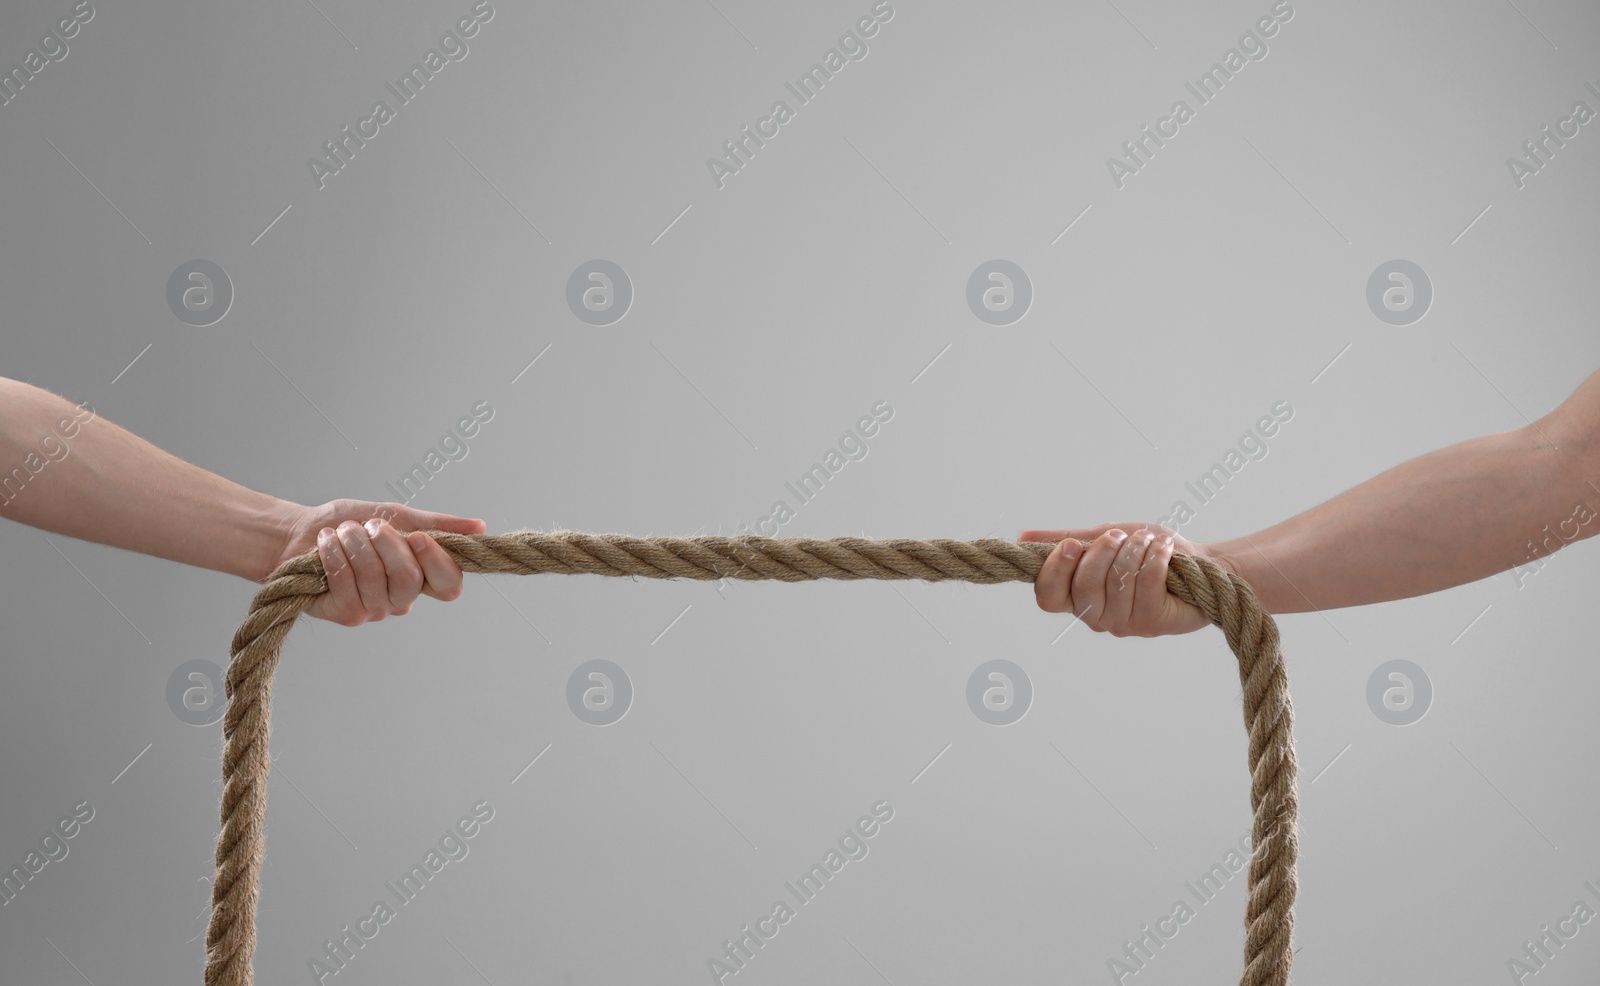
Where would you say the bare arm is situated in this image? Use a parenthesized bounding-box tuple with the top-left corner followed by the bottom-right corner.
(0, 377, 292, 580)
(1214, 377, 1600, 613)
(0, 377, 485, 624)
(1024, 368, 1600, 634)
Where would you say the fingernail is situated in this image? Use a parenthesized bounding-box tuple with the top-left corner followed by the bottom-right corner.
(364, 519, 382, 538)
(1060, 538, 1080, 556)
(1108, 529, 1127, 543)
(1159, 534, 1173, 547)
(318, 527, 333, 543)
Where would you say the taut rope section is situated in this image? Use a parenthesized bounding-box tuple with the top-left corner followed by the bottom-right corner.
(205, 532, 1299, 986)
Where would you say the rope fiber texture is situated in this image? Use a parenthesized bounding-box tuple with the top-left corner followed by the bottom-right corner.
(205, 531, 1299, 986)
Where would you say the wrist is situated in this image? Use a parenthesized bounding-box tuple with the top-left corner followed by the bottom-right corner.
(1214, 536, 1302, 616)
(1207, 537, 1262, 603)
(248, 497, 306, 583)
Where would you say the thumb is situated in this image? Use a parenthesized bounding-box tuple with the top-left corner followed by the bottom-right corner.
(1018, 523, 1126, 544)
(389, 506, 487, 535)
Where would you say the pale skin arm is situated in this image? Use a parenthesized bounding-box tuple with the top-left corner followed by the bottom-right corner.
(0, 377, 485, 626)
(1022, 368, 1600, 636)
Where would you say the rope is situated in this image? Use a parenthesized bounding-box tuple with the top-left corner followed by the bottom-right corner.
(204, 531, 1298, 986)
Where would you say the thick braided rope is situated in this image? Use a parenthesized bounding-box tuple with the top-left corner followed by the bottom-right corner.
(205, 531, 1298, 986)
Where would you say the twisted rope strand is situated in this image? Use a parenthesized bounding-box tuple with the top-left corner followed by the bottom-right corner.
(204, 531, 1298, 986)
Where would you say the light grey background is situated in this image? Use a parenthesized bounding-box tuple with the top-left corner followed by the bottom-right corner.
(2, 0, 1598, 983)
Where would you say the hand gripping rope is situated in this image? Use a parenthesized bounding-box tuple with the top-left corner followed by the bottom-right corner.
(204, 531, 1299, 986)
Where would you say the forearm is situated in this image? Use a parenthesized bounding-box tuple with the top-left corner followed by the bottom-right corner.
(0, 379, 295, 581)
(1213, 421, 1598, 615)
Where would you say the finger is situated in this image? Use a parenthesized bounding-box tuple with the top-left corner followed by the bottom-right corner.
(1032, 536, 1083, 613)
(1070, 529, 1127, 629)
(1128, 533, 1177, 636)
(1102, 528, 1158, 635)
(336, 519, 392, 619)
(388, 505, 487, 536)
(405, 531, 466, 602)
(317, 527, 364, 626)
(364, 519, 424, 615)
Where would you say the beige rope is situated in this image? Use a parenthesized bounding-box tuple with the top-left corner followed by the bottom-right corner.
(205, 531, 1298, 986)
